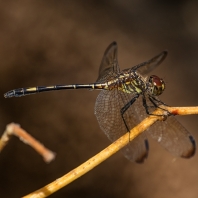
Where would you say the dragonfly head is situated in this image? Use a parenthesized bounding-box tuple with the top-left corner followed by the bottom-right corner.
(148, 75, 165, 96)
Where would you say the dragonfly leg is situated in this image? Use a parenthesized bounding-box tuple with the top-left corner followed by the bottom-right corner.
(120, 94, 139, 132)
(142, 95, 152, 115)
(142, 95, 171, 118)
(149, 96, 171, 116)
(120, 94, 149, 150)
(149, 96, 169, 106)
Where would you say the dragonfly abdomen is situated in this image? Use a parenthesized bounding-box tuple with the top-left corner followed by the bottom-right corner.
(4, 84, 106, 98)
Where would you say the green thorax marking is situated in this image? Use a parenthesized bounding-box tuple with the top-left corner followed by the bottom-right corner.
(104, 71, 146, 94)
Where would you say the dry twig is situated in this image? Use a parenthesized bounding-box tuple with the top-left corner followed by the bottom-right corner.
(22, 105, 198, 198)
(0, 123, 55, 163)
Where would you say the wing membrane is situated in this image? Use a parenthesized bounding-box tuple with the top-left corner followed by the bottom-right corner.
(95, 89, 149, 163)
(148, 116, 196, 158)
(131, 51, 168, 75)
(96, 42, 120, 82)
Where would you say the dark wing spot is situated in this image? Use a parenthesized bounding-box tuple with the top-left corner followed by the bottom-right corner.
(181, 135, 196, 158)
(135, 140, 149, 163)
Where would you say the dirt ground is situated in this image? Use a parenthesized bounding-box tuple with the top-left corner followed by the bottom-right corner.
(1, 1, 198, 197)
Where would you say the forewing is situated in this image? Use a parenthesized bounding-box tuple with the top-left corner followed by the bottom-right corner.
(132, 51, 168, 75)
(96, 42, 120, 82)
(94, 89, 149, 163)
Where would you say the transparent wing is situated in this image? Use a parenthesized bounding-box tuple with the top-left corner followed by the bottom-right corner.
(95, 89, 149, 163)
(96, 42, 120, 83)
(132, 97, 196, 158)
(148, 116, 195, 158)
(95, 42, 148, 162)
(129, 51, 168, 75)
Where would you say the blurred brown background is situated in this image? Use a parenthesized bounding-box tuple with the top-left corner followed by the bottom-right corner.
(1, 0, 198, 197)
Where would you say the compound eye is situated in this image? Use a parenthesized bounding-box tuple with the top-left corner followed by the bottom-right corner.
(149, 75, 165, 96)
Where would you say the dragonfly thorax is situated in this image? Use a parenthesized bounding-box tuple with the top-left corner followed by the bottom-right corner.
(112, 71, 147, 94)
(147, 75, 165, 96)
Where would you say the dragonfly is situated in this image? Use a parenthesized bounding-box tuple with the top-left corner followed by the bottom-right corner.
(4, 42, 196, 163)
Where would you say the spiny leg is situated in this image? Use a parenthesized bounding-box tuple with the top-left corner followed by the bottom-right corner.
(142, 95, 171, 117)
(149, 96, 171, 116)
(120, 94, 149, 150)
(120, 94, 139, 132)
(149, 95, 168, 106)
(142, 95, 155, 115)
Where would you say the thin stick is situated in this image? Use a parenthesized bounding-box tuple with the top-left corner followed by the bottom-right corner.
(21, 106, 198, 198)
(22, 107, 167, 198)
(165, 106, 198, 115)
(0, 123, 55, 163)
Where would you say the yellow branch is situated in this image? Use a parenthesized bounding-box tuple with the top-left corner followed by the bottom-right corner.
(23, 106, 198, 198)
(0, 123, 55, 163)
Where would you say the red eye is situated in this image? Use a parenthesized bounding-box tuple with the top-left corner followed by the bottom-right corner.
(149, 75, 165, 96)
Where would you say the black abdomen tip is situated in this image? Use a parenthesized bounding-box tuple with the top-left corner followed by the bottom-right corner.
(181, 135, 196, 158)
(4, 90, 15, 98)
